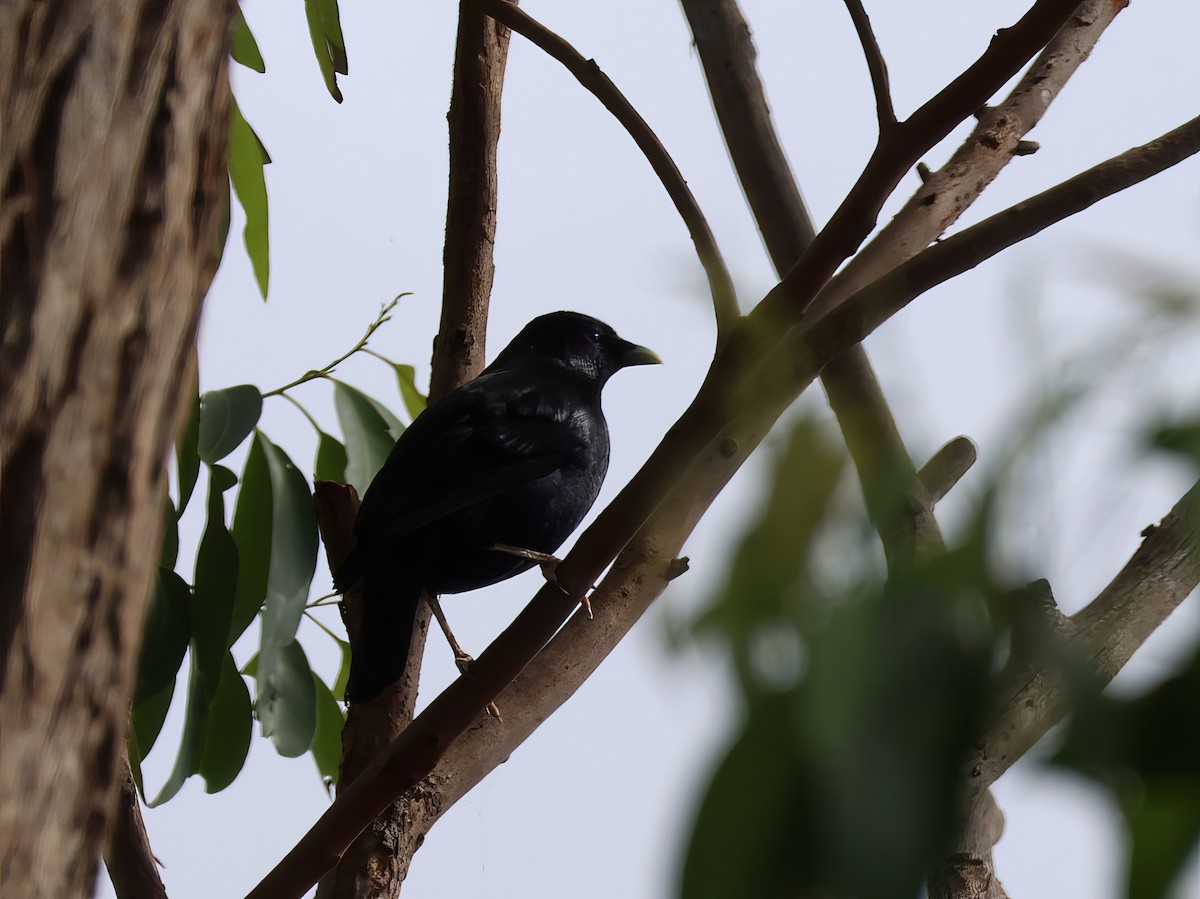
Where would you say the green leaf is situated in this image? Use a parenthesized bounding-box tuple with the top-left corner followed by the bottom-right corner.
(191, 464, 240, 699)
(392, 363, 427, 421)
(199, 653, 253, 793)
(260, 639, 318, 758)
(228, 99, 271, 298)
(230, 6, 266, 73)
(131, 681, 174, 766)
(304, 0, 346, 102)
(133, 569, 191, 705)
(149, 655, 209, 806)
(176, 386, 201, 513)
(311, 673, 345, 782)
(333, 383, 399, 495)
(315, 431, 349, 484)
(332, 637, 351, 701)
(230, 436, 273, 643)
(256, 435, 319, 756)
(198, 384, 263, 463)
(160, 495, 179, 570)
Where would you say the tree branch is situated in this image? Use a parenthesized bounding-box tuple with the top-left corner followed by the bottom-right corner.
(316, 3, 514, 896)
(809, 0, 1128, 319)
(478, 0, 740, 342)
(247, 21, 1200, 899)
(103, 748, 167, 899)
(843, 0, 896, 132)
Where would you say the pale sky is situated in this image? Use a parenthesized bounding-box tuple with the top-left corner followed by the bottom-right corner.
(99, 2, 1200, 897)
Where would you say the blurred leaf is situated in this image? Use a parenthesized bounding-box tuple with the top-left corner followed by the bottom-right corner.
(259, 639, 317, 758)
(228, 99, 271, 298)
(176, 387, 201, 513)
(134, 569, 191, 706)
(191, 464, 240, 700)
(315, 431, 349, 484)
(131, 681, 174, 767)
(230, 6, 266, 73)
(368, 394, 405, 444)
(198, 384, 262, 463)
(256, 435, 319, 756)
(311, 673, 345, 782)
(334, 382, 399, 495)
(304, 0, 346, 102)
(1151, 423, 1200, 465)
(199, 653, 253, 793)
(149, 656, 208, 806)
(682, 697, 818, 899)
(160, 495, 179, 570)
(1054, 645, 1200, 899)
(241, 652, 259, 678)
(230, 436, 273, 643)
(696, 417, 846, 676)
(392, 363, 427, 420)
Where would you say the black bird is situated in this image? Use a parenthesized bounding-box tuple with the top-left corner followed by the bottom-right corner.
(333, 311, 660, 703)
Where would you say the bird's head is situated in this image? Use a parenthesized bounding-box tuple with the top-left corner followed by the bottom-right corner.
(492, 311, 661, 383)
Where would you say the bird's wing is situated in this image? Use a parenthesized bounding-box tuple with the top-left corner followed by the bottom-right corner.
(352, 370, 588, 542)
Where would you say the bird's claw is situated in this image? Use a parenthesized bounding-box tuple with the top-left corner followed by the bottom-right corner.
(488, 543, 596, 619)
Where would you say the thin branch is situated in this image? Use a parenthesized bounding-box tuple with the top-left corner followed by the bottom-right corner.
(750, 0, 1079, 329)
(261, 294, 407, 398)
(843, 0, 896, 132)
(428, 0, 511, 401)
(809, 0, 1128, 320)
(970, 478, 1200, 788)
(478, 0, 740, 342)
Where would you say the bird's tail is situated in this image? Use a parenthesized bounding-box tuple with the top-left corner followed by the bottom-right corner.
(345, 565, 423, 704)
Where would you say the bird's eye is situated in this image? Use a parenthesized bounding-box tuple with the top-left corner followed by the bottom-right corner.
(586, 329, 602, 346)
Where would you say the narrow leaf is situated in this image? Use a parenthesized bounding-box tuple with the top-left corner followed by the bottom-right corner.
(131, 682, 175, 766)
(311, 673, 345, 782)
(230, 436, 273, 643)
(230, 6, 266, 73)
(391, 363, 427, 421)
(256, 435, 319, 756)
(304, 0, 344, 102)
(191, 464, 240, 699)
(149, 656, 209, 806)
(260, 639, 318, 758)
(160, 495, 179, 570)
(198, 384, 263, 463)
(316, 0, 348, 74)
(228, 99, 271, 298)
(176, 387, 201, 513)
(334, 382, 399, 495)
(315, 431, 349, 484)
(199, 653, 253, 793)
(133, 569, 191, 705)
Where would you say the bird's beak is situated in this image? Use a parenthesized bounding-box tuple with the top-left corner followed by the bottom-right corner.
(617, 340, 663, 368)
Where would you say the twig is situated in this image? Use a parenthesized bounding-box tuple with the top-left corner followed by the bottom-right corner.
(809, 0, 1128, 319)
(478, 0, 740, 343)
(262, 294, 408, 398)
(843, 0, 896, 132)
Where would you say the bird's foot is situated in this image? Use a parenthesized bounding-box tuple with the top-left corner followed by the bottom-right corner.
(452, 653, 502, 721)
(488, 543, 595, 619)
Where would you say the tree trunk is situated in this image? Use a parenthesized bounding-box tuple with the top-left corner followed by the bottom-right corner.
(0, 2, 234, 896)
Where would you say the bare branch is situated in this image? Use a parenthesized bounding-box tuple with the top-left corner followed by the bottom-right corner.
(927, 788, 1010, 899)
(972, 478, 1200, 787)
(103, 749, 167, 899)
(918, 437, 979, 507)
(478, 0, 740, 342)
(843, 0, 897, 132)
(751, 0, 1079, 328)
(810, 0, 1128, 319)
